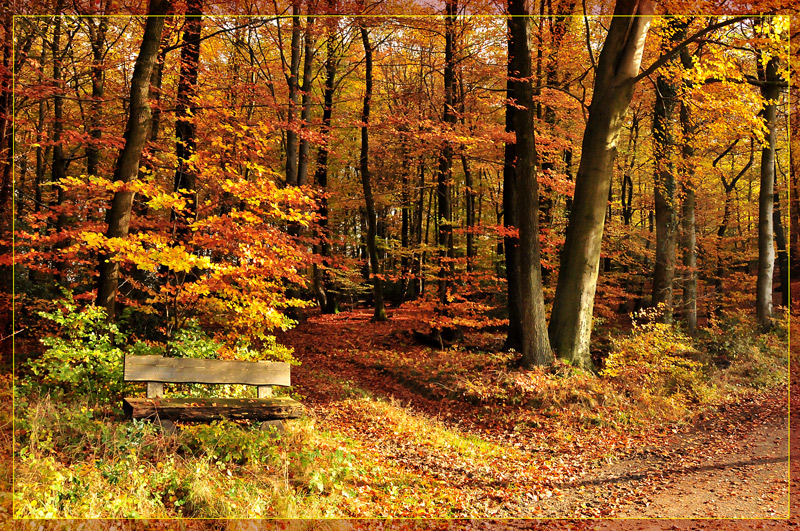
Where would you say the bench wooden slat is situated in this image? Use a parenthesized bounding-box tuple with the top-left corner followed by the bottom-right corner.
(124, 355, 291, 386)
(123, 397, 303, 421)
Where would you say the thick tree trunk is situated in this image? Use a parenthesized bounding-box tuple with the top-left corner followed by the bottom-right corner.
(173, 0, 203, 236)
(504, 0, 552, 367)
(359, 26, 387, 322)
(548, 0, 653, 368)
(756, 56, 779, 330)
(96, 0, 169, 318)
(652, 75, 678, 322)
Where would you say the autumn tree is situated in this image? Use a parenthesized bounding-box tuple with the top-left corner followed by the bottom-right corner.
(504, 0, 552, 367)
(548, 0, 654, 368)
(172, 0, 203, 240)
(96, 0, 170, 318)
(358, 22, 387, 321)
(755, 53, 781, 330)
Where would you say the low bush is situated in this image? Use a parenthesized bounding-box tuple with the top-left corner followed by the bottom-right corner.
(602, 321, 710, 405)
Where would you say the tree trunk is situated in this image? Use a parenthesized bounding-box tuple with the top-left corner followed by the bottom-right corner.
(681, 184, 697, 332)
(173, 0, 202, 237)
(81, 1, 115, 178)
(679, 48, 697, 332)
(680, 158, 697, 332)
(756, 56, 780, 330)
(401, 144, 412, 299)
(359, 25, 386, 322)
(413, 160, 426, 298)
(505, 0, 552, 367)
(790, 140, 800, 280)
(652, 74, 679, 322)
(284, 1, 302, 187)
(313, 25, 339, 314)
(0, 10, 12, 308)
(96, 0, 169, 318)
(458, 68, 476, 271)
(297, 16, 315, 187)
(436, 0, 457, 307)
(34, 45, 46, 212)
(51, 2, 68, 281)
(773, 170, 789, 308)
(548, 0, 653, 368)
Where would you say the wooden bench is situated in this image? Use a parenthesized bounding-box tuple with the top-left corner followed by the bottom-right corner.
(122, 355, 303, 422)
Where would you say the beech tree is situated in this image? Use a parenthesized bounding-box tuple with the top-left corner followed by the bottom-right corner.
(8, 2, 788, 377)
(96, 0, 170, 318)
(755, 54, 780, 330)
(504, 0, 552, 367)
(548, 0, 654, 368)
(358, 22, 387, 322)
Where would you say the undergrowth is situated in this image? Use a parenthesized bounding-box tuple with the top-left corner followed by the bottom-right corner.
(11, 296, 789, 518)
(13, 297, 354, 518)
(13, 397, 361, 518)
(337, 310, 789, 429)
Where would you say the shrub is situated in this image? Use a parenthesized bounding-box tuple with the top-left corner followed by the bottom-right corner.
(22, 296, 128, 402)
(179, 420, 280, 465)
(602, 320, 709, 404)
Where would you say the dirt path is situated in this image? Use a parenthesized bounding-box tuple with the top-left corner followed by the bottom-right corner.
(277, 306, 791, 519)
(543, 411, 789, 518)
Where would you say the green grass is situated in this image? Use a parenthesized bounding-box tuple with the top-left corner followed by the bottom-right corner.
(12, 397, 359, 518)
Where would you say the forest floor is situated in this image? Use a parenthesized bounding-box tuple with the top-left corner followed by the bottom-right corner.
(276, 304, 793, 519)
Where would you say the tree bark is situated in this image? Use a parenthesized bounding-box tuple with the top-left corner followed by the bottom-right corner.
(284, 1, 302, 187)
(359, 25, 387, 322)
(96, 0, 170, 318)
(313, 25, 339, 314)
(503, 0, 552, 367)
(548, 0, 653, 368)
(652, 74, 679, 322)
(85, 14, 108, 178)
(756, 55, 780, 330)
(173, 0, 203, 237)
(297, 16, 315, 187)
(773, 170, 789, 308)
(436, 0, 457, 307)
(680, 101, 697, 333)
(457, 67, 476, 271)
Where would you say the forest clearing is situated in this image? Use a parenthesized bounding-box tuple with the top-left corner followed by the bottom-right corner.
(1, 0, 797, 525)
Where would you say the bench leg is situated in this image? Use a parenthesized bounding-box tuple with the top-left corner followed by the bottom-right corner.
(260, 419, 285, 437)
(156, 418, 177, 435)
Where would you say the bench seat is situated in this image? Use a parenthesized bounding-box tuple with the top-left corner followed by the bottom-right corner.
(123, 396, 303, 422)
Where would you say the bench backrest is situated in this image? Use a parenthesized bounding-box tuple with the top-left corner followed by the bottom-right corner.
(124, 355, 291, 398)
